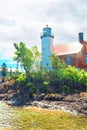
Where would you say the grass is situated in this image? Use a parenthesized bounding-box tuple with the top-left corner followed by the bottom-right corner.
(11, 107, 87, 130)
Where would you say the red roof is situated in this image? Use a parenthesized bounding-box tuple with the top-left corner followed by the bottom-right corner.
(52, 42, 82, 55)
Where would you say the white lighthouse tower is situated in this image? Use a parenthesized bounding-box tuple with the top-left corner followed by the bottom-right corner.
(40, 25, 54, 70)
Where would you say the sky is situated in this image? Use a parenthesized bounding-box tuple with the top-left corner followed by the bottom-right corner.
(0, 0, 87, 60)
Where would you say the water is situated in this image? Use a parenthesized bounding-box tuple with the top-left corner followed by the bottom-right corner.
(0, 59, 17, 69)
(0, 101, 34, 130)
(0, 101, 14, 129)
(0, 59, 23, 74)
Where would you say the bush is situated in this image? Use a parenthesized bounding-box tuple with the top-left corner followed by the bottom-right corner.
(16, 73, 26, 87)
(61, 66, 87, 93)
(14, 65, 87, 96)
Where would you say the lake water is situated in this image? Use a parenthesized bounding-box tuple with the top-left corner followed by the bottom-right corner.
(0, 101, 21, 130)
(0, 59, 17, 69)
(0, 59, 23, 76)
(0, 101, 14, 129)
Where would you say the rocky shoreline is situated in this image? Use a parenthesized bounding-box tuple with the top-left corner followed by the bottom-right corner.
(0, 80, 87, 116)
(22, 93, 87, 116)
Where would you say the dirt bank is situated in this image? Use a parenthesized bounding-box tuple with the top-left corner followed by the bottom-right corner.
(0, 80, 87, 116)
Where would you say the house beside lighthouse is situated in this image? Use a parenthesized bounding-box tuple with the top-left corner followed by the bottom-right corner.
(40, 25, 87, 70)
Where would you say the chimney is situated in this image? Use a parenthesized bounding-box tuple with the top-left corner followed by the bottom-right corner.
(79, 32, 84, 42)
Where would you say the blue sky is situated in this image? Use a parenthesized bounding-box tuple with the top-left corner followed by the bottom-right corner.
(0, 0, 87, 59)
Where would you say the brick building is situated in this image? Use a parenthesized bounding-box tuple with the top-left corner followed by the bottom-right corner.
(53, 33, 87, 70)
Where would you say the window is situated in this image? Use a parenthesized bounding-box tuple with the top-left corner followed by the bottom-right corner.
(85, 52, 87, 56)
(66, 57, 71, 65)
(42, 47, 44, 50)
(46, 63, 49, 66)
(80, 51, 82, 55)
(84, 58, 87, 64)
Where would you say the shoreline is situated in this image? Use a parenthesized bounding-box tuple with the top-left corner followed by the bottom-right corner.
(0, 80, 87, 116)
(22, 100, 78, 115)
(3, 93, 87, 116)
(1, 99, 78, 116)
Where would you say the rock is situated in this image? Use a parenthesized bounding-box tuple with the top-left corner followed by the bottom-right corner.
(7, 89, 14, 94)
(44, 94, 63, 101)
(0, 94, 6, 99)
(36, 93, 45, 100)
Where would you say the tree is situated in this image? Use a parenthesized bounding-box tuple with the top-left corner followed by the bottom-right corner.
(14, 42, 41, 80)
(51, 53, 66, 70)
(31, 46, 41, 70)
(1, 63, 7, 82)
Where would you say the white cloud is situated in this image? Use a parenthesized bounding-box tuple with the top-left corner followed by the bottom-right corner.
(0, 0, 87, 60)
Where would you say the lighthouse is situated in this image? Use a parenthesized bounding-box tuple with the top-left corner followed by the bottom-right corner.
(40, 25, 54, 70)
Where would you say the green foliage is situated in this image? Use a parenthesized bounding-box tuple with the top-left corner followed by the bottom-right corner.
(26, 82, 36, 97)
(26, 82, 34, 88)
(30, 69, 46, 81)
(51, 53, 66, 70)
(14, 42, 33, 71)
(59, 66, 87, 94)
(62, 66, 87, 86)
(43, 81, 49, 86)
(16, 63, 87, 95)
(62, 85, 70, 95)
(30, 70, 50, 93)
(14, 42, 41, 78)
(16, 73, 26, 86)
(13, 46, 87, 95)
(31, 46, 41, 66)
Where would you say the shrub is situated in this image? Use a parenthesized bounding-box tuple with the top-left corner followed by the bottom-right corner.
(16, 73, 26, 87)
(61, 66, 87, 93)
